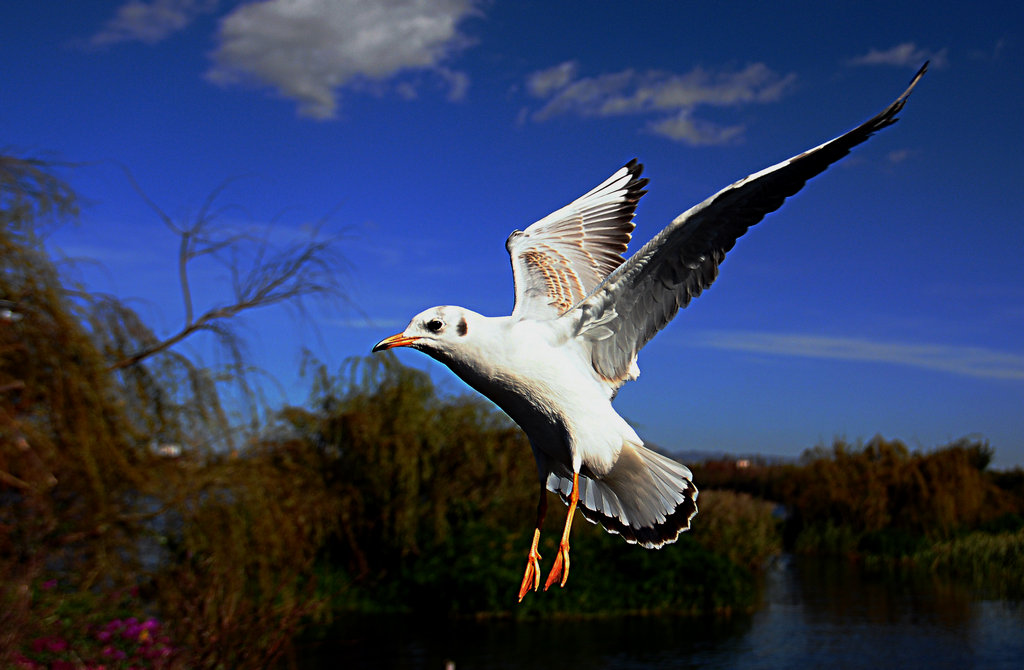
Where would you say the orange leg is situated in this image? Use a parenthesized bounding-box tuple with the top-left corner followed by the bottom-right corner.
(544, 471, 579, 591)
(517, 481, 547, 602)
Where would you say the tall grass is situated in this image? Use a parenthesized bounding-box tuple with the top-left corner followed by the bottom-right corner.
(913, 528, 1024, 596)
(695, 438, 1024, 596)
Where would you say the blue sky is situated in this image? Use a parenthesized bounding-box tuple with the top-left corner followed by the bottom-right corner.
(5, 1, 1024, 466)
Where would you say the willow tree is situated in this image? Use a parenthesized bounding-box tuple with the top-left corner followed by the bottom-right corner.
(1, 152, 347, 667)
(2, 154, 149, 659)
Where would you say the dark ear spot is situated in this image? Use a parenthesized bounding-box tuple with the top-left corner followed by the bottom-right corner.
(457, 317, 468, 336)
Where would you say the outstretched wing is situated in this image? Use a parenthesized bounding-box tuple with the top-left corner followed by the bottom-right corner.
(572, 63, 928, 386)
(508, 160, 648, 321)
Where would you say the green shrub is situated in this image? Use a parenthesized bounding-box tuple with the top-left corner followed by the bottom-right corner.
(793, 522, 860, 556)
(916, 528, 1024, 595)
(692, 490, 782, 570)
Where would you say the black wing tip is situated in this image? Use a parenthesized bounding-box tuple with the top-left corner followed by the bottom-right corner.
(624, 159, 649, 202)
(505, 229, 524, 253)
(873, 60, 929, 130)
(897, 60, 929, 105)
(805, 61, 927, 160)
(913, 60, 929, 82)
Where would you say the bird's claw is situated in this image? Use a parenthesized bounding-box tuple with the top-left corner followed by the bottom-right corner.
(543, 542, 570, 591)
(517, 549, 542, 602)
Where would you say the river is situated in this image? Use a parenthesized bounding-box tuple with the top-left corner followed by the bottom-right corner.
(301, 555, 1024, 669)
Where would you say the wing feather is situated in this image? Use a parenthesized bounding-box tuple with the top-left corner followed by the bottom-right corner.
(508, 160, 648, 320)
(573, 63, 928, 386)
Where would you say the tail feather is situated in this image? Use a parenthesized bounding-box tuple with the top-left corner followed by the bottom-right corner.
(546, 442, 698, 548)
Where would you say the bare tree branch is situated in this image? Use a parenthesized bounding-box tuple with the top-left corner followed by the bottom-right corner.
(108, 171, 346, 391)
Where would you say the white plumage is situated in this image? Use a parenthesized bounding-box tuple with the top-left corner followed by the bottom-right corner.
(374, 64, 926, 601)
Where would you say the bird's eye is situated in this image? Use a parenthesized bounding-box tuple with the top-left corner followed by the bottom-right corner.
(426, 319, 444, 332)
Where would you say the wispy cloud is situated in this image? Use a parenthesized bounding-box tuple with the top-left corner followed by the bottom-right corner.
(847, 42, 948, 69)
(886, 148, 911, 165)
(522, 61, 797, 145)
(90, 0, 218, 46)
(649, 110, 746, 146)
(206, 0, 478, 119)
(691, 330, 1024, 381)
(526, 61, 579, 98)
(969, 38, 1007, 62)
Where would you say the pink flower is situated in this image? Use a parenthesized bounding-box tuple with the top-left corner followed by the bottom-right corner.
(41, 579, 57, 590)
(46, 636, 69, 652)
(101, 646, 127, 661)
(30, 636, 68, 653)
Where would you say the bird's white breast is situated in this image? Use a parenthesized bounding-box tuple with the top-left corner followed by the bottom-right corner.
(444, 316, 632, 474)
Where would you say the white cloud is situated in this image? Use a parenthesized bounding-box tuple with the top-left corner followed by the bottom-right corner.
(649, 110, 746, 146)
(438, 67, 470, 101)
(886, 149, 911, 165)
(847, 42, 948, 69)
(523, 62, 796, 145)
(90, 0, 218, 46)
(691, 330, 1024, 381)
(527, 61, 579, 97)
(206, 0, 477, 119)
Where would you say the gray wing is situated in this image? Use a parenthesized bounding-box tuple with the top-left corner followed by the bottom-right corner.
(573, 63, 928, 386)
(507, 160, 648, 320)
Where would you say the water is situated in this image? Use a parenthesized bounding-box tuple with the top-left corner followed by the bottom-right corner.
(301, 556, 1024, 669)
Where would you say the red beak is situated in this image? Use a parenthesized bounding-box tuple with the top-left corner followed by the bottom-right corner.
(372, 333, 419, 352)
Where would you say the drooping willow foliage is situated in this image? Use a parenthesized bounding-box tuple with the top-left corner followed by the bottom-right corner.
(0, 153, 347, 668)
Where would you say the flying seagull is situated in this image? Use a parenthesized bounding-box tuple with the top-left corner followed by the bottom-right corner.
(374, 63, 927, 601)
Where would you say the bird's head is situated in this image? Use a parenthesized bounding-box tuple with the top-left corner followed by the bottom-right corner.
(372, 306, 475, 361)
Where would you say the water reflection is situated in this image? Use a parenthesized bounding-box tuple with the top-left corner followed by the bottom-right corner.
(302, 613, 753, 669)
(302, 556, 1024, 669)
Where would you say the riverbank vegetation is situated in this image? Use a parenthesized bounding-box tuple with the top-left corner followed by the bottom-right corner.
(694, 436, 1024, 593)
(3, 155, 1022, 667)
(280, 355, 779, 620)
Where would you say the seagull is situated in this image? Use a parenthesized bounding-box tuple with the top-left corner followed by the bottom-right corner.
(373, 63, 926, 601)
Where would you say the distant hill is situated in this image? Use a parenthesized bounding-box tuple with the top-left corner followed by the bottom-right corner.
(652, 445, 796, 467)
